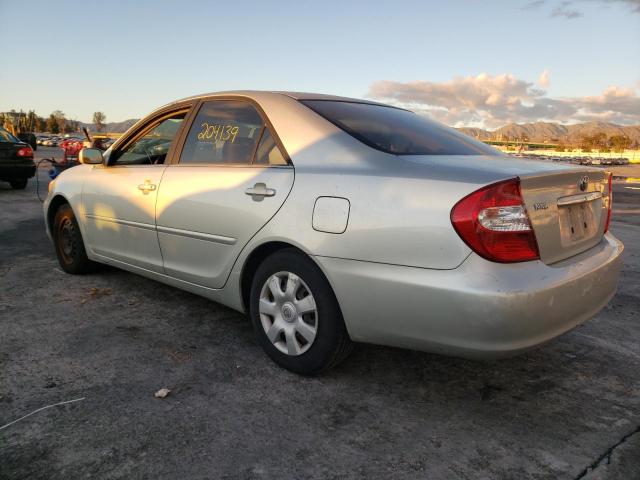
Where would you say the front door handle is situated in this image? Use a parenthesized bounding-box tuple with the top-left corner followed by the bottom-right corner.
(245, 182, 275, 201)
(138, 180, 157, 195)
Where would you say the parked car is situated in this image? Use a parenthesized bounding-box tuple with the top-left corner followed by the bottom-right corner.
(0, 127, 36, 189)
(43, 136, 61, 147)
(100, 138, 116, 149)
(17, 132, 37, 151)
(43, 91, 623, 374)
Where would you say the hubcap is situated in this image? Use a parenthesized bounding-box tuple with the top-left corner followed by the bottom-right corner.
(258, 271, 318, 356)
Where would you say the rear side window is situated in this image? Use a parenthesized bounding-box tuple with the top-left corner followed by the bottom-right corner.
(0, 128, 19, 143)
(301, 100, 499, 156)
(180, 100, 264, 164)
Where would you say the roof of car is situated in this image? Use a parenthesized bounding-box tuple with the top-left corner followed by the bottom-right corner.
(167, 90, 390, 108)
(276, 91, 389, 106)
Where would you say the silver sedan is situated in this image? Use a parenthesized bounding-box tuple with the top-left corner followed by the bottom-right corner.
(44, 91, 623, 374)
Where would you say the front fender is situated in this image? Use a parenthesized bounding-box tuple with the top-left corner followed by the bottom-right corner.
(43, 165, 92, 241)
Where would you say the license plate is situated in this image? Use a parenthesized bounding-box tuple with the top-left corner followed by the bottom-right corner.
(559, 203, 597, 244)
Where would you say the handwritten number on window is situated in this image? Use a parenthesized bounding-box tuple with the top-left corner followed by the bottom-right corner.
(197, 123, 239, 143)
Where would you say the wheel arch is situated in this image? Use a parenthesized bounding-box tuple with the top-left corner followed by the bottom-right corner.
(47, 194, 72, 233)
(239, 241, 339, 315)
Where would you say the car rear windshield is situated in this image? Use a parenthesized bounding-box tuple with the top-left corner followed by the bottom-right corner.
(0, 128, 19, 143)
(300, 100, 499, 156)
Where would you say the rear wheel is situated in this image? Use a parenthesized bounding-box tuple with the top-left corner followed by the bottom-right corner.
(249, 249, 353, 375)
(10, 179, 28, 189)
(53, 204, 96, 274)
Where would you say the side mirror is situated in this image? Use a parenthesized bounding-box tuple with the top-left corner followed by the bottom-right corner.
(79, 148, 103, 165)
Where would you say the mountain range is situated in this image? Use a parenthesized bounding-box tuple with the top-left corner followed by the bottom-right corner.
(80, 119, 139, 133)
(457, 121, 640, 144)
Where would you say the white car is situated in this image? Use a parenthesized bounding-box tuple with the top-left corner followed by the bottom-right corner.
(44, 91, 623, 374)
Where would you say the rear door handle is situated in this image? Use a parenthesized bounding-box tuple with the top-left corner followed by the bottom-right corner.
(245, 182, 275, 201)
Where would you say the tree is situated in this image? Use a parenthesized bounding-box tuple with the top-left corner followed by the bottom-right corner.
(35, 116, 47, 132)
(52, 110, 66, 134)
(593, 132, 607, 151)
(93, 111, 106, 132)
(580, 132, 608, 152)
(46, 114, 59, 133)
(580, 135, 592, 152)
(26, 110, 38, 131)
(0, 113, 11, 134)
(64, 119, 79, 133)
(17, 110, 30, 132)
(609, 135, 631, 153)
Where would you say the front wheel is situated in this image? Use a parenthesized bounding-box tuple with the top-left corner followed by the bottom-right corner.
(249, 249, 353, 375)
(52, 204, 96, 274)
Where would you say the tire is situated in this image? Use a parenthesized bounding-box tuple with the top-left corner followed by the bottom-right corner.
(52, 204, 96, 274)
(249, 249, 353, 375)
(10, 179, 28, 190)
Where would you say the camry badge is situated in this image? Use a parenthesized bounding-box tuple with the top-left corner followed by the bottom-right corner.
(579, 176, 589, 191)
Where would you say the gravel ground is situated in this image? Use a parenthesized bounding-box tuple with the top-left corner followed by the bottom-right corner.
(1, 154, 639, 479)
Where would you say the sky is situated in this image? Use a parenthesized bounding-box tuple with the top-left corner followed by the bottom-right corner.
(1, 0, 638, 129)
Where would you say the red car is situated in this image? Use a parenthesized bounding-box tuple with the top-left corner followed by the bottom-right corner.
(59, 139, 84, 167)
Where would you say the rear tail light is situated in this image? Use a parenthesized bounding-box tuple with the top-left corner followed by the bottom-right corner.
(451, 177, 540, 263)
(604, 173, 613, 233)
(17, 146, 33, 158)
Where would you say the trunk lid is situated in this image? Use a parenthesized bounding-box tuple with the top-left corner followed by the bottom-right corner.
(402, 155, 608, 265)
(520, 169, 608, 264)
(0, 142, 22, 161)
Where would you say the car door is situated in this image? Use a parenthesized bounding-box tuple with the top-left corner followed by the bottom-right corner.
(156, 99, 294, 288)
(82, 106, 192, 272)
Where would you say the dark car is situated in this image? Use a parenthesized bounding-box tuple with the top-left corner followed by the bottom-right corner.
(17, 132, 37, 151)
(0, 128, 36, 189)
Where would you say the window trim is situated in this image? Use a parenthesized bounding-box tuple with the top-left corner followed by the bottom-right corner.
(299, 99, 499, 157)
(252, 126, 288, 167)
(250, 126, 267, 165)
(171, 96, 292, 168)
(106, 102, 196, 167)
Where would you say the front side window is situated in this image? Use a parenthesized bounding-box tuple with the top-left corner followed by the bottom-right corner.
(180, 100, 267, 165)
(301, 100, 499, 156)
(111, 113, 186, 166)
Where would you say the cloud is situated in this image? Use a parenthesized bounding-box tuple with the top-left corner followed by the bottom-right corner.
(367, 74, 640, 128)
(521, 0, 546, 9)
(597, 0, 640, 12)
(538, 69, 550, 87)
(522, 0, 640, 18)
(572, 86, 640, 122)
(551, 1, 584, 18)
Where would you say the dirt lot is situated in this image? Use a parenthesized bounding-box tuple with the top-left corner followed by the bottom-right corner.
(1, 158, 639, 479)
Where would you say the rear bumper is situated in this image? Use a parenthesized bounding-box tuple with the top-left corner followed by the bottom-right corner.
(314, 233, 623, 358)
(0, 163, 36, 180)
